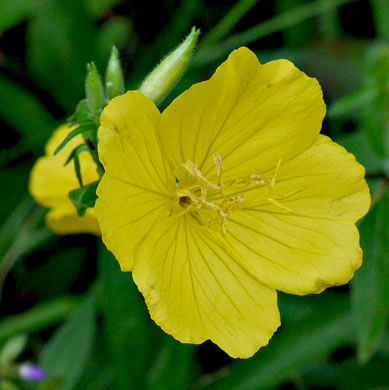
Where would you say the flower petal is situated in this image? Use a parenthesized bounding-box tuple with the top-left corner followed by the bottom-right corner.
(96, 91, 175, 271)
(29, 125, 100, 235)
(46, 207, 100, 235)
(29, 125, 99, 209)
(132, 215, 280, 359)
(98, 91, 173, 194)
(226, 135, 371, 295)
(159, 47, 325, 183)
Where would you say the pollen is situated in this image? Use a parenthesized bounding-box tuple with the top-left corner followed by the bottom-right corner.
(174, 154, 298, 233)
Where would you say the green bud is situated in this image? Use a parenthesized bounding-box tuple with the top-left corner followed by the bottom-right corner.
(106, 46, 125, 99)
(140, 27, 200, 104)
(86, 62, 105, 113)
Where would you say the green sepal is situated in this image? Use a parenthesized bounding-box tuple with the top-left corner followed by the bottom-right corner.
(54, 125, 97, 156)
(75, 99, 99, 146)
(65, 144, 91, 187)
(75, 99, 94, 123)
(69, 181, 99, 217)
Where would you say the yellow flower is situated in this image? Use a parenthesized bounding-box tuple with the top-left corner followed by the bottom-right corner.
(96, 47, 370, 358)
(29, 125, 100, 235)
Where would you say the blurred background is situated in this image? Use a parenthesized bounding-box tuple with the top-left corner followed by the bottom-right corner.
(0, 0, 388, 389)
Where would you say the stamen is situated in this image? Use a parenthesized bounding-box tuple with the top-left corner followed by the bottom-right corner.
(175, 155, 298, 233)
(267, 198, 297, 214)
(213, 153, 224, 188)
(271, 158, 282, 188)
(263, 159, 298, 214)
(183, 160, 220, 190)
(234, 174, 265, 186)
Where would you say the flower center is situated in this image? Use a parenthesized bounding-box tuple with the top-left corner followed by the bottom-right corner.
(173, 153, 298, 234)
(179, 195, 192, 208)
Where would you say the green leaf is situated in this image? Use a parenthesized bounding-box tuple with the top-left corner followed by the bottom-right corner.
(93, 18, 133, 70)
(26, 246, 87, 299)
(74, 342, 114, 390)
(370, 0, 389, 40)
(0, 297, 80, 344)
(84, 0, 121, 18)
(146, 337, 195, 390)
(275, 0, 313, 47)
(128, 0, 203, 88)
(351, 188, 389, 363)
(328, 87, 379, 118)
(194, 0, 354, 66)
(0, 334, 27, 366)
(0, 0, 43, 34)
(41, 289, 97, 390)
(0, 197, 34, 261)
(361, 45, 389, 158)
(0, 75, 56, 151)
(201, 0, 260, 48)
(69, 181, 99, 217)
(0, 380, 20, 390)
(304, 357, 389, 390)
(318, 0, 342, 40)
(203, 295, 354, 390)
(26, 0, 94, 110)
(99, 246, 155, 390)
(336, 130, 384, 175)
(0, 201, 53, 294)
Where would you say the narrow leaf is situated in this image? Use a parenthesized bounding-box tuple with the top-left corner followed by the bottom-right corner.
(27, 0, 94, 110)
(99, 246, 155, 390)
(328, 87, 378, 118)
(0, 334, 27, 366)
(0, 297, 80, 343)
(41, 289, 97, 390)
(0, 0, 43, 34)
(0, 75, 55, 150)
(201, 0, 261, 47)
(203, 296, 354, 390)
(194, 0, 354, 66)
(351, 188, 389, 362)
(370, 0, 389, 40)
(147, 337, 195, 390)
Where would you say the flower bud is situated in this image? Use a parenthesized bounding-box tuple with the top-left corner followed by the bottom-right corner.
(106, 46, 125, 100)
(19, 364, 47, 381)
(140, 27, 200, 104)
(86, 62, 105, 113)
